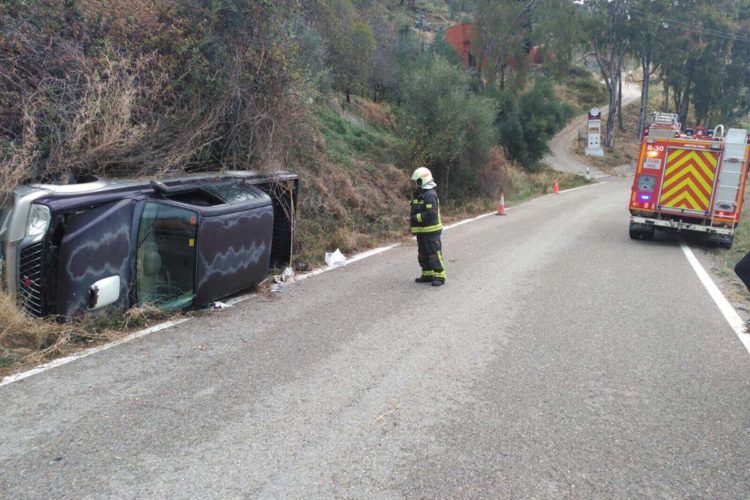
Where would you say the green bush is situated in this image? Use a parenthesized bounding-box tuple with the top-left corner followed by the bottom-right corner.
(399, 56, 497, 198)
(495, 78, 574, 171)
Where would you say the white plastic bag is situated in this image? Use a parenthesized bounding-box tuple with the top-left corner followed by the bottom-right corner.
(324, 248, 347, 268)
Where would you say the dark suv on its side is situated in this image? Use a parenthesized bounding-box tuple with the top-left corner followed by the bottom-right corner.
(0, 171, 298, 317)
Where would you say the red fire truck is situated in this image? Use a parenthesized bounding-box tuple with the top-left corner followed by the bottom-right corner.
(629, 112, 750, 247)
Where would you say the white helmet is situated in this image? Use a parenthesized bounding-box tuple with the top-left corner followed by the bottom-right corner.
(411, 167, 433, 186)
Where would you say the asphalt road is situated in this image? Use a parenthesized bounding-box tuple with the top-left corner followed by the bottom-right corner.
(2, 178, 749, 498)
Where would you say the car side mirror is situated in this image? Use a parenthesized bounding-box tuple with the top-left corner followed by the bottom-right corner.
(88, 276, 121, 311)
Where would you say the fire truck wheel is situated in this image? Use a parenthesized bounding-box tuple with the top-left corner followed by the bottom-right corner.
(629, 223, 654, 240)
(707, 233, 734, 249)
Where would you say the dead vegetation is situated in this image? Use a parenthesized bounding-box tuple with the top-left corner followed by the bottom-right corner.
(0, 1, 313, 205)
(0, 291, 172, 376)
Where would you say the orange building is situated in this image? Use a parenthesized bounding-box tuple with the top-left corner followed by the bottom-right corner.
(444, 23, 476, 68)
(444, 23, 544, 70)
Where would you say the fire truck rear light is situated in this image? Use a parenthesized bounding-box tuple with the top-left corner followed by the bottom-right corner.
(638, 194, 651, 202)
(710, 142, 721, 150)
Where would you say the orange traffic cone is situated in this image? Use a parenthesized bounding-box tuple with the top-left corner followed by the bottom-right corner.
(497, 192, 506, 216)
(553, 179, 560, 194)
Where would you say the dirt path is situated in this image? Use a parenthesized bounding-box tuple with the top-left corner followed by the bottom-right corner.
(547, 81, 641, 179)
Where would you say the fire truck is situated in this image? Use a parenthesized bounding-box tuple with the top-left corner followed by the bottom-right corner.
(629, 112, 750, 247)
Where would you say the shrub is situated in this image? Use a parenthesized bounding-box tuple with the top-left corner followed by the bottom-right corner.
(399, 55, 497, 199)
(495, 78, 574, 171)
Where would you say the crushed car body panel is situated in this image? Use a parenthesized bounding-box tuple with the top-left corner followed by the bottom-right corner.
(0, 171, 298, 317)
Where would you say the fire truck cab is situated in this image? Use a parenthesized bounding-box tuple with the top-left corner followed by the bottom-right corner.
(629, 112, 750, 247)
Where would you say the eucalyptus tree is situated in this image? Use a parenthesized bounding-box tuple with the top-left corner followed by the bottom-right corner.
(308, 0, 375, 103)
(625, 0, 673, 139)
(585, 0, 629, 148)
(716, 11, 750, 124)
(528, 0, 587, 77)
(472, 0, 530, 90)
(654, 0, 744, 126)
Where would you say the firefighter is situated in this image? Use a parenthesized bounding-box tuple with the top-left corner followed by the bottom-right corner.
(410, 167, 446, 286)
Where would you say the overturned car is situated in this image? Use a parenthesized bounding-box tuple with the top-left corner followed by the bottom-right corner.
(0, 171, 298, 317)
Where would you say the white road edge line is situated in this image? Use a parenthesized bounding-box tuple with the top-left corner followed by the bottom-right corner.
(0, 319, 190, 387)
(2, 180, 603, 386)
(680, 241, 750, 356)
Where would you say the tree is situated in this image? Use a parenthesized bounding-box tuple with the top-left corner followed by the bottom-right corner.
(655, 0, 745, 126)
(715, 12, 750, 123)
(310, 0, 375, 103)
(473, 0, 529, 89)
(495, 78, 573, 170)
(400, 56, 497, 198)
(626, 0, 673, 139)
(586, 0, 628, 149)
(529, 0, 587, 77)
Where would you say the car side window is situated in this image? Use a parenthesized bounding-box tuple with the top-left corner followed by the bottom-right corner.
(203, 183, 261, 203)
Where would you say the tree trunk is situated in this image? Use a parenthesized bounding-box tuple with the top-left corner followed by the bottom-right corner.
(591, 39, 612, 95)
(618, 75, 624, 130)
(678, 79, 691, 126)
(637, 50, 652, 140)
(673, 84, 682, 117)
(605, 50, 621, 149)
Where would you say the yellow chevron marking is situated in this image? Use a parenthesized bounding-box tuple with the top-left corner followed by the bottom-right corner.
(661, 178, 710, 207)
(665, 150, 716, 178)
(662, 166, 713, 199)
(667, 149, 718, 167)
(665, 189, 704, 210)
(662, 152, 715, 193)
(661, 164, 713, 195)
(665, 152, 717, 178)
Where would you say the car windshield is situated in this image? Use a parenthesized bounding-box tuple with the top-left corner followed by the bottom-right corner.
(136, 202, 198, 310)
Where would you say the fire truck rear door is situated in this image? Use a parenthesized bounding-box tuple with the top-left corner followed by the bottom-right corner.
(658, 147, 720, 216)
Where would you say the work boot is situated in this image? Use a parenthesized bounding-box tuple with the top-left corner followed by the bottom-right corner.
(415, 276, 433, 283)
(431, 278, 445, 287)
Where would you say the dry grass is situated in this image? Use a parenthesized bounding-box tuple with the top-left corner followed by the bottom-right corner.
(355, 100, 396, 130)
(0, 291, 172, 377)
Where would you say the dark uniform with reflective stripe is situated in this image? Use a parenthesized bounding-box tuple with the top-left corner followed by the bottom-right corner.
(410, 187, 446, 284)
